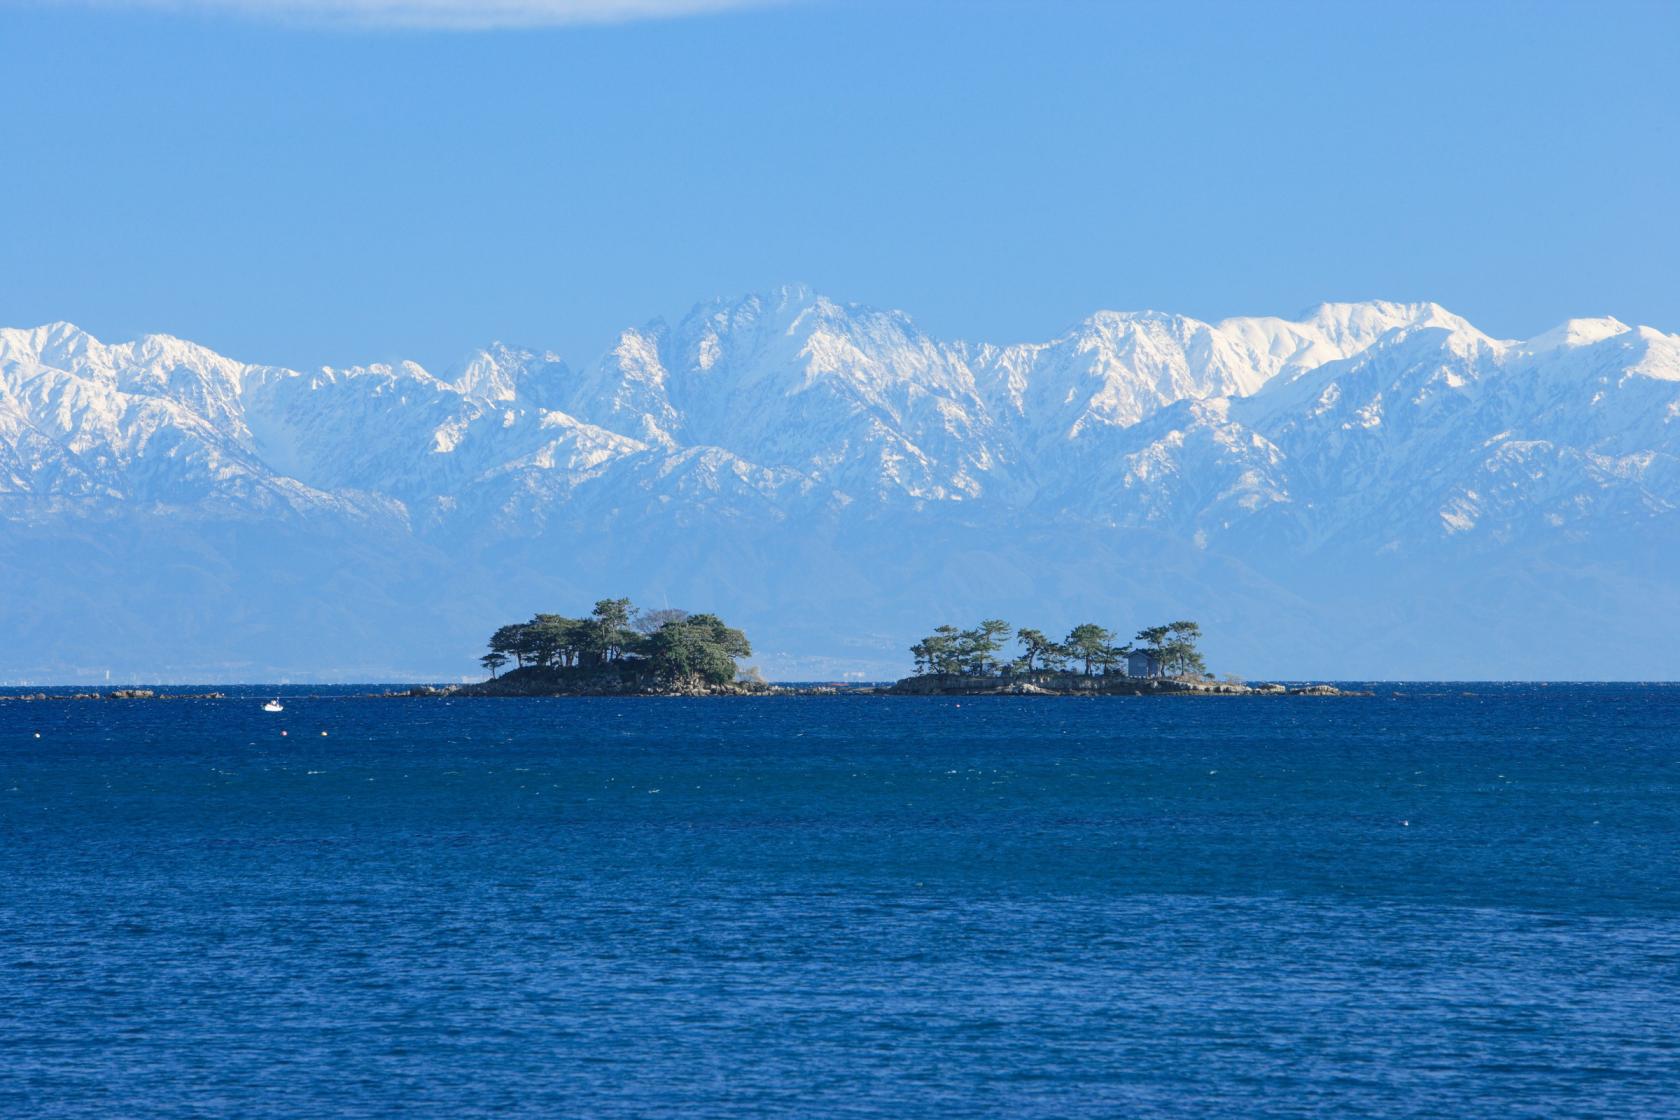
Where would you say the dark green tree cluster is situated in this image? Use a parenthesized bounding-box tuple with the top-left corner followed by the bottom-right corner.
(910, 619, 1206, 678)
(1133, 621, 1208, 677)
(909, 620, 1014, 676)
(481, 598, 752, 687)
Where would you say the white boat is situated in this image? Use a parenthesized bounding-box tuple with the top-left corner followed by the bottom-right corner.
(263, 698, 284, 713)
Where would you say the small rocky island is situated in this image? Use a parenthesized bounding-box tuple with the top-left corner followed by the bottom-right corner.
(0, 605, 1350, 701)
(444, 603, 1354, 698)
(887, 619, 1350, 696)
(457, 599, 768, 697)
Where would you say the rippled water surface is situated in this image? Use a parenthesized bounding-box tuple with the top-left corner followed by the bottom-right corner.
(4, 685, 1679, 1118)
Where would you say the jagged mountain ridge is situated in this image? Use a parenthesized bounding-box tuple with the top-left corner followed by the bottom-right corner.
(0, 289, 1521, 525)
(2, 287, 1678, 681)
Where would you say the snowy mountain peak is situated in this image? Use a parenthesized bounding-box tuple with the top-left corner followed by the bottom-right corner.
(4, 294, 1680, 679)
(1523, 316, 1634, 353)
(0, 321, 99, 370)
(2, 293, 1673, 530)
(452, 341, 566, 403)
(1295, 299, 1470, 338)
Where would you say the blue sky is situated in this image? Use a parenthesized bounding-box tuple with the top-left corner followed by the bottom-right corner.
(2, 0, 1676, 372)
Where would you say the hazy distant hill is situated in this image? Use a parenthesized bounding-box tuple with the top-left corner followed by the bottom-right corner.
(4, 286, 1679, 681)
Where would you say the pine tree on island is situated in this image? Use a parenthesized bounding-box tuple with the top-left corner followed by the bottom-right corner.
(476, 598, 756, 693)
(908, 618, 1209, 683)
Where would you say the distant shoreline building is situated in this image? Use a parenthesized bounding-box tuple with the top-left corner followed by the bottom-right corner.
(1126, 650, 1163, 678)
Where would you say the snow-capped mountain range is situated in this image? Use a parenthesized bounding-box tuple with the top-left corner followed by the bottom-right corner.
(4, 285, 1678, 681)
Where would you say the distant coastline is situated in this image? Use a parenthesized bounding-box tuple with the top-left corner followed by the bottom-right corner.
(406, 670, 1357, 699)
(449, 604, 1360, 698)
(0, 678, 1360, 701)
(0, 607, 1371, 701)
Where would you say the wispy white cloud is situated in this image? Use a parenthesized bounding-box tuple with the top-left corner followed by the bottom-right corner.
(54, 0, 788, 30)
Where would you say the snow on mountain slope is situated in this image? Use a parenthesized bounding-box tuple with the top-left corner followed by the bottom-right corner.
(975, 310, 1267, 450)
(547, 286, 1004, 503)
(0, 291, 1514, 523)
(1098, 315, 1680, 552)
(1221, 299, 1478, 382)
(968, 300, 1469, 450)
(3, 290, 1679, 680)
(0, 322, 382, 520)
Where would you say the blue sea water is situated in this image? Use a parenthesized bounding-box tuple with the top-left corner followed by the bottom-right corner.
(3, 684, 1678, 1118)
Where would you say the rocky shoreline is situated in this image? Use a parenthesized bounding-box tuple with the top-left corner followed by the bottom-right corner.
(882, 673, 1358, 697)
(1, 679, 1361, 702)
(1, 689, 230, 702)
(388, 680, 828, 699)
(384, 674, 1361, 699)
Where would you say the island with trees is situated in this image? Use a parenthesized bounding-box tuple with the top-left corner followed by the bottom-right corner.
(458, 598, 766, 696)
(892, 619, 1346, 695)
(439, 602, 1354, 698)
